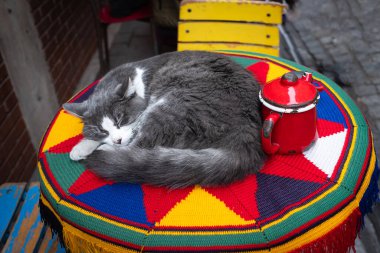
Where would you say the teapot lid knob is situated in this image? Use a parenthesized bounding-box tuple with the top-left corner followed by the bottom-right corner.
(281, 72, 298, 86)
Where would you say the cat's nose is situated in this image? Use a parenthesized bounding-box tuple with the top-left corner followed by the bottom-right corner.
(113, 138, 122, 144)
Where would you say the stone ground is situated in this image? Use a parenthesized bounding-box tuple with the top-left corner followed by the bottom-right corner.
(76, 21, 156, 92)
(283, 1, 380, 252)
(284, 0, 380, 154)
(69, 2, 380, 250)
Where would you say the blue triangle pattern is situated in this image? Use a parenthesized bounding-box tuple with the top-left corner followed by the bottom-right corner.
(256, 173, 322, 221)
(316, 89, 347, 128)
(72, 183, 152, 226)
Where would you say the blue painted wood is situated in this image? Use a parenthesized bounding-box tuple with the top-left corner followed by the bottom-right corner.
(38, 227, 66, 253)
(3, 183, 44, 253)
(0, 183, 26, 241)
(43, 234, 66, 253)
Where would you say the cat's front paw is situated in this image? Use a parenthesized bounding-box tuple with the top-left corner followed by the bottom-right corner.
(97, 144, 116, 151)
(70, 146, 89, 161)
(70, 139, 100, 161)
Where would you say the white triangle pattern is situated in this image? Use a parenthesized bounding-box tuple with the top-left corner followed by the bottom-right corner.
(303, 129, 347, 178)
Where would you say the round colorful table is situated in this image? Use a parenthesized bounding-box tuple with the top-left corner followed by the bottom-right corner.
(38, 51, 379, 253)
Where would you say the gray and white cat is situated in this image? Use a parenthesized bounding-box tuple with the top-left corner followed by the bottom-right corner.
(63, 51, 265, 188)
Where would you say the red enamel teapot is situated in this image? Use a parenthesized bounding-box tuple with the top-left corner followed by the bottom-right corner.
(260, 71, 323, 155)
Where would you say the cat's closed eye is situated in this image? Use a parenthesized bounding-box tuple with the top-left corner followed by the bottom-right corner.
(84, 125, 109, 140)
(98, 127, 109, 136)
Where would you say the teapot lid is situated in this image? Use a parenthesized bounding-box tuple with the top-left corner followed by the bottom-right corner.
(260, 72, 320, 113)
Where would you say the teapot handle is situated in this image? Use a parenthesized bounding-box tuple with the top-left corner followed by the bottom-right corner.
(261, 112, 281, 155)
(314, 83, 324, 91)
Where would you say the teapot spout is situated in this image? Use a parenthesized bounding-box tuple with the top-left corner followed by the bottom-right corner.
(304, 72, 313, 82)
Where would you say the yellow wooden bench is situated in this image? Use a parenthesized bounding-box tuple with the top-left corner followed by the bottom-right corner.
(177, 0, 286, 56)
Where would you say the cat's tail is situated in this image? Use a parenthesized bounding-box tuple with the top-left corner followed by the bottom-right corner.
(84, 145, 265, 188)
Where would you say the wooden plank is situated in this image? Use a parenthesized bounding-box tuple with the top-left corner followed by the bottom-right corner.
(178, 21, 279, 46)
(177, 42, 279, 56)
(180, 0, 284, 24)
(0, 183, 26, 243)
(37, 228, 66, 253)
(0, 0, 59, 148)
(2, 183, 44, 253)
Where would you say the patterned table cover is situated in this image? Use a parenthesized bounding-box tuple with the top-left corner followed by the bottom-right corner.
(38, 51, 379, 253)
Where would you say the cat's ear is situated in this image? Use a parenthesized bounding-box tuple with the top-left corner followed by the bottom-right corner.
(125, 77, 136, 98)
(114, 83, 125, 97)
(63, 102, 88, 118)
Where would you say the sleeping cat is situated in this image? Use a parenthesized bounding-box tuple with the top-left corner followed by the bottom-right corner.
(63, 51, 265, 188)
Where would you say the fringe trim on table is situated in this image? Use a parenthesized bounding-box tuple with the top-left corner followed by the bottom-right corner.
(39, 163, 379, 253)
(63, 228, 116, 253)
(39, 198, 136, 253)
(289, 162, 379, 253)
(39, 198, 66, 250)
(39, 198, 365, 253)
(290, 208, 361, 253)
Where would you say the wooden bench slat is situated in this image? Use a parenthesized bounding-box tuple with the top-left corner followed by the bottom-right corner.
(177, 42, 279, 56)
(0, 183, 26, 242)
(2, 183, 44, 253)
(178, 21, 280, 46)
(180, 0, 284, 25)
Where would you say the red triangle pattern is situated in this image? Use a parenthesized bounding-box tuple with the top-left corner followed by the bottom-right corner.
(142, 185, 194, 224)
(317, 119, 345, 138)
(48, 134, 83, 154)
(205, 174, 260, 220)
(260, 118, 345, 183)
(246, 61, 269, 85)
(68, 170, 114, 195)
(261, 155, 328, 184)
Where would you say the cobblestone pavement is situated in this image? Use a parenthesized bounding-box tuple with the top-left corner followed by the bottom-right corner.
(283, 1, 380, 252)
(285, 0, 380, 154)
(284, 0, 380, 154)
